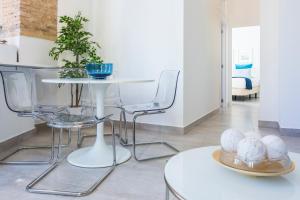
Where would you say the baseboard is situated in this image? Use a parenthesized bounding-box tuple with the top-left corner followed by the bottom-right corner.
(258, 120, 280, 129)
(111, 108, 220, 135)
(111, 120, 185, 135)
(0, 128, 37, 153)
(183, 108, 220, 134)
(259, 120, 300, 136)
(279, 128, 300, 136)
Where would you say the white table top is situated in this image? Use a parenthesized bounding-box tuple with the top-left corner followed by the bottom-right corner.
(165, 146, 300, 200)
(42, 78, 154, 84)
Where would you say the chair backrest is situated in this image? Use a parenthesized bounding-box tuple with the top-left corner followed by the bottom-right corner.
(153, 70, 180, 110)
(33, 68, 60, 106)
(0, 71, 32, 113)
(104, 71, 123, 106)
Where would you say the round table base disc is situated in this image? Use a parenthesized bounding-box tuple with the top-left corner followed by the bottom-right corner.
(67, 146, 131, 168)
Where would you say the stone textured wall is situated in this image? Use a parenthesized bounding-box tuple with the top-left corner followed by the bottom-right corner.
(20, 0, 57, 40)
(0, 0, 57, 41)
(0, 0, 20, 38)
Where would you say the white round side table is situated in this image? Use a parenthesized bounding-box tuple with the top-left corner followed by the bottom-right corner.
(165, 146, 300, 200)
(43, 78, 153, 168)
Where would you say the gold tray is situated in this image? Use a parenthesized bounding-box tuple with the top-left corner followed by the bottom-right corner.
(212, 150, 296, 177)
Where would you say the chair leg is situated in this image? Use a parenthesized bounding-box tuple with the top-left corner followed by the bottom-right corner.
(26, 120, 117, 197)
(165, 184, 170, 200)
(0, 128, 56, 165)
(78, 109, 129, 147)
(131, 113, 179, 162)
(57, 128, 64, 160)
(76, 127, 98, 147)
(118, 110, 123, 137)
(77, 129, 83, 148)
(119, 109, 129, 145)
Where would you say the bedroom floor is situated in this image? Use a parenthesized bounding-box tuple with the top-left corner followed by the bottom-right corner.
(0, 102, 299, 200)
(232, 94, 260, 102)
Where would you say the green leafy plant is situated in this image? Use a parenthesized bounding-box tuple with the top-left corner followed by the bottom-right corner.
(49, 12, 103, 107)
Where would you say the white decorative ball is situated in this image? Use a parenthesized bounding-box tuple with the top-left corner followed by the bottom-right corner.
(244, 131, 262, 139)
(237, 138, 266, 164)
(261, 135, 288, 160)
(220, 129, 245, 153)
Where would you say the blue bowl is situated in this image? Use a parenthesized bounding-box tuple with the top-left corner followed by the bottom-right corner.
(85, 63, 113, 79)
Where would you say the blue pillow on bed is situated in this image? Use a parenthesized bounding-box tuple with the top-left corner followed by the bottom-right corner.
(235, 64, 253, 69)
(234, 64, 253, 78)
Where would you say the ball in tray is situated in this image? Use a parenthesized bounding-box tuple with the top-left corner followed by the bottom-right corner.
(237, 137, 266, 164)
(220, 129, 245, 153)
(261, 135, 288, 161)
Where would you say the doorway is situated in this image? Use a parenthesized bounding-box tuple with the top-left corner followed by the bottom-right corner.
(231, 26, 260, 103)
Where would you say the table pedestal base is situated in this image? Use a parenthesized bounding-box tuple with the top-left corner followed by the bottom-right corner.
(67, 145, 131, 168)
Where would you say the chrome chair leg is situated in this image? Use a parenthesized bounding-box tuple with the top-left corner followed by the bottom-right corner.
(78, 108, 129, 147)
(77, 128, 82, 148)
(57, 128, 63, 160)
(119, 109, 128, 145)
(130, 112, 179, 162)
(0, 127, 72, 165)
(0, 128, 56, 165)
(166, 184, 170, 200)
(26, 119, 117, 197)
(76, 126, 99, 148)
(117, 108, 128, 145)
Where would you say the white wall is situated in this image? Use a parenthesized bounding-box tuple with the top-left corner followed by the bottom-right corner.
(260, 0, 300, 130)
(227, 0, 260, 28)
(91, 0, 184, 127)
(259, 0, 279, 123)
(232, 26, 260, 79)
(278, 0, 300, 129)
(57, 0, 93, 32)
(183, 0, 222, 126)
(18, 36, 56, 65)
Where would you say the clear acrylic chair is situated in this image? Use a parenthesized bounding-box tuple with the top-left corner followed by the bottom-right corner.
(122, 70, 180, 161)
(26, 84, 117, 197)
(0, 70, 66, 165)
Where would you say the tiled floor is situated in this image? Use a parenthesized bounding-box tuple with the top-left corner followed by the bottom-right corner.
(0, 100, 300, 200)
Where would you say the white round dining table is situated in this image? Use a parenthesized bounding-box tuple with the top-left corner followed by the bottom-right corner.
(42, 78, 154, 168)
(165, 146, 300, 200)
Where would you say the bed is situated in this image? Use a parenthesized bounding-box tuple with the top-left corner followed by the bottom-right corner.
(232, 63, 260, 99)
(232, 77, 260, 97)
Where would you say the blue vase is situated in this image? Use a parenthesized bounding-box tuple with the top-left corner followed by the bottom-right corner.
(85, 63, 113, 79)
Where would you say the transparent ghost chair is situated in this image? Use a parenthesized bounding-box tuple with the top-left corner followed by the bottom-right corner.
(122, 70, 180, 161)
(26, 82, 117, 197)
(0, 69, 66, 165)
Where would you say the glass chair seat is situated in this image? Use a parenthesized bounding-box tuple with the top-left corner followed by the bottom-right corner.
(45, 113, 103, 129)
(122, 102, 166, 114)
(21, 105, 66, 113)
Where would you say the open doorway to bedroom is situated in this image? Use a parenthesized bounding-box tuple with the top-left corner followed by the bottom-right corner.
(232, 26, 260, 102)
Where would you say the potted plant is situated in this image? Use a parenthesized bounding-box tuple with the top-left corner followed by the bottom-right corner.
(49, 12, 103, 107)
